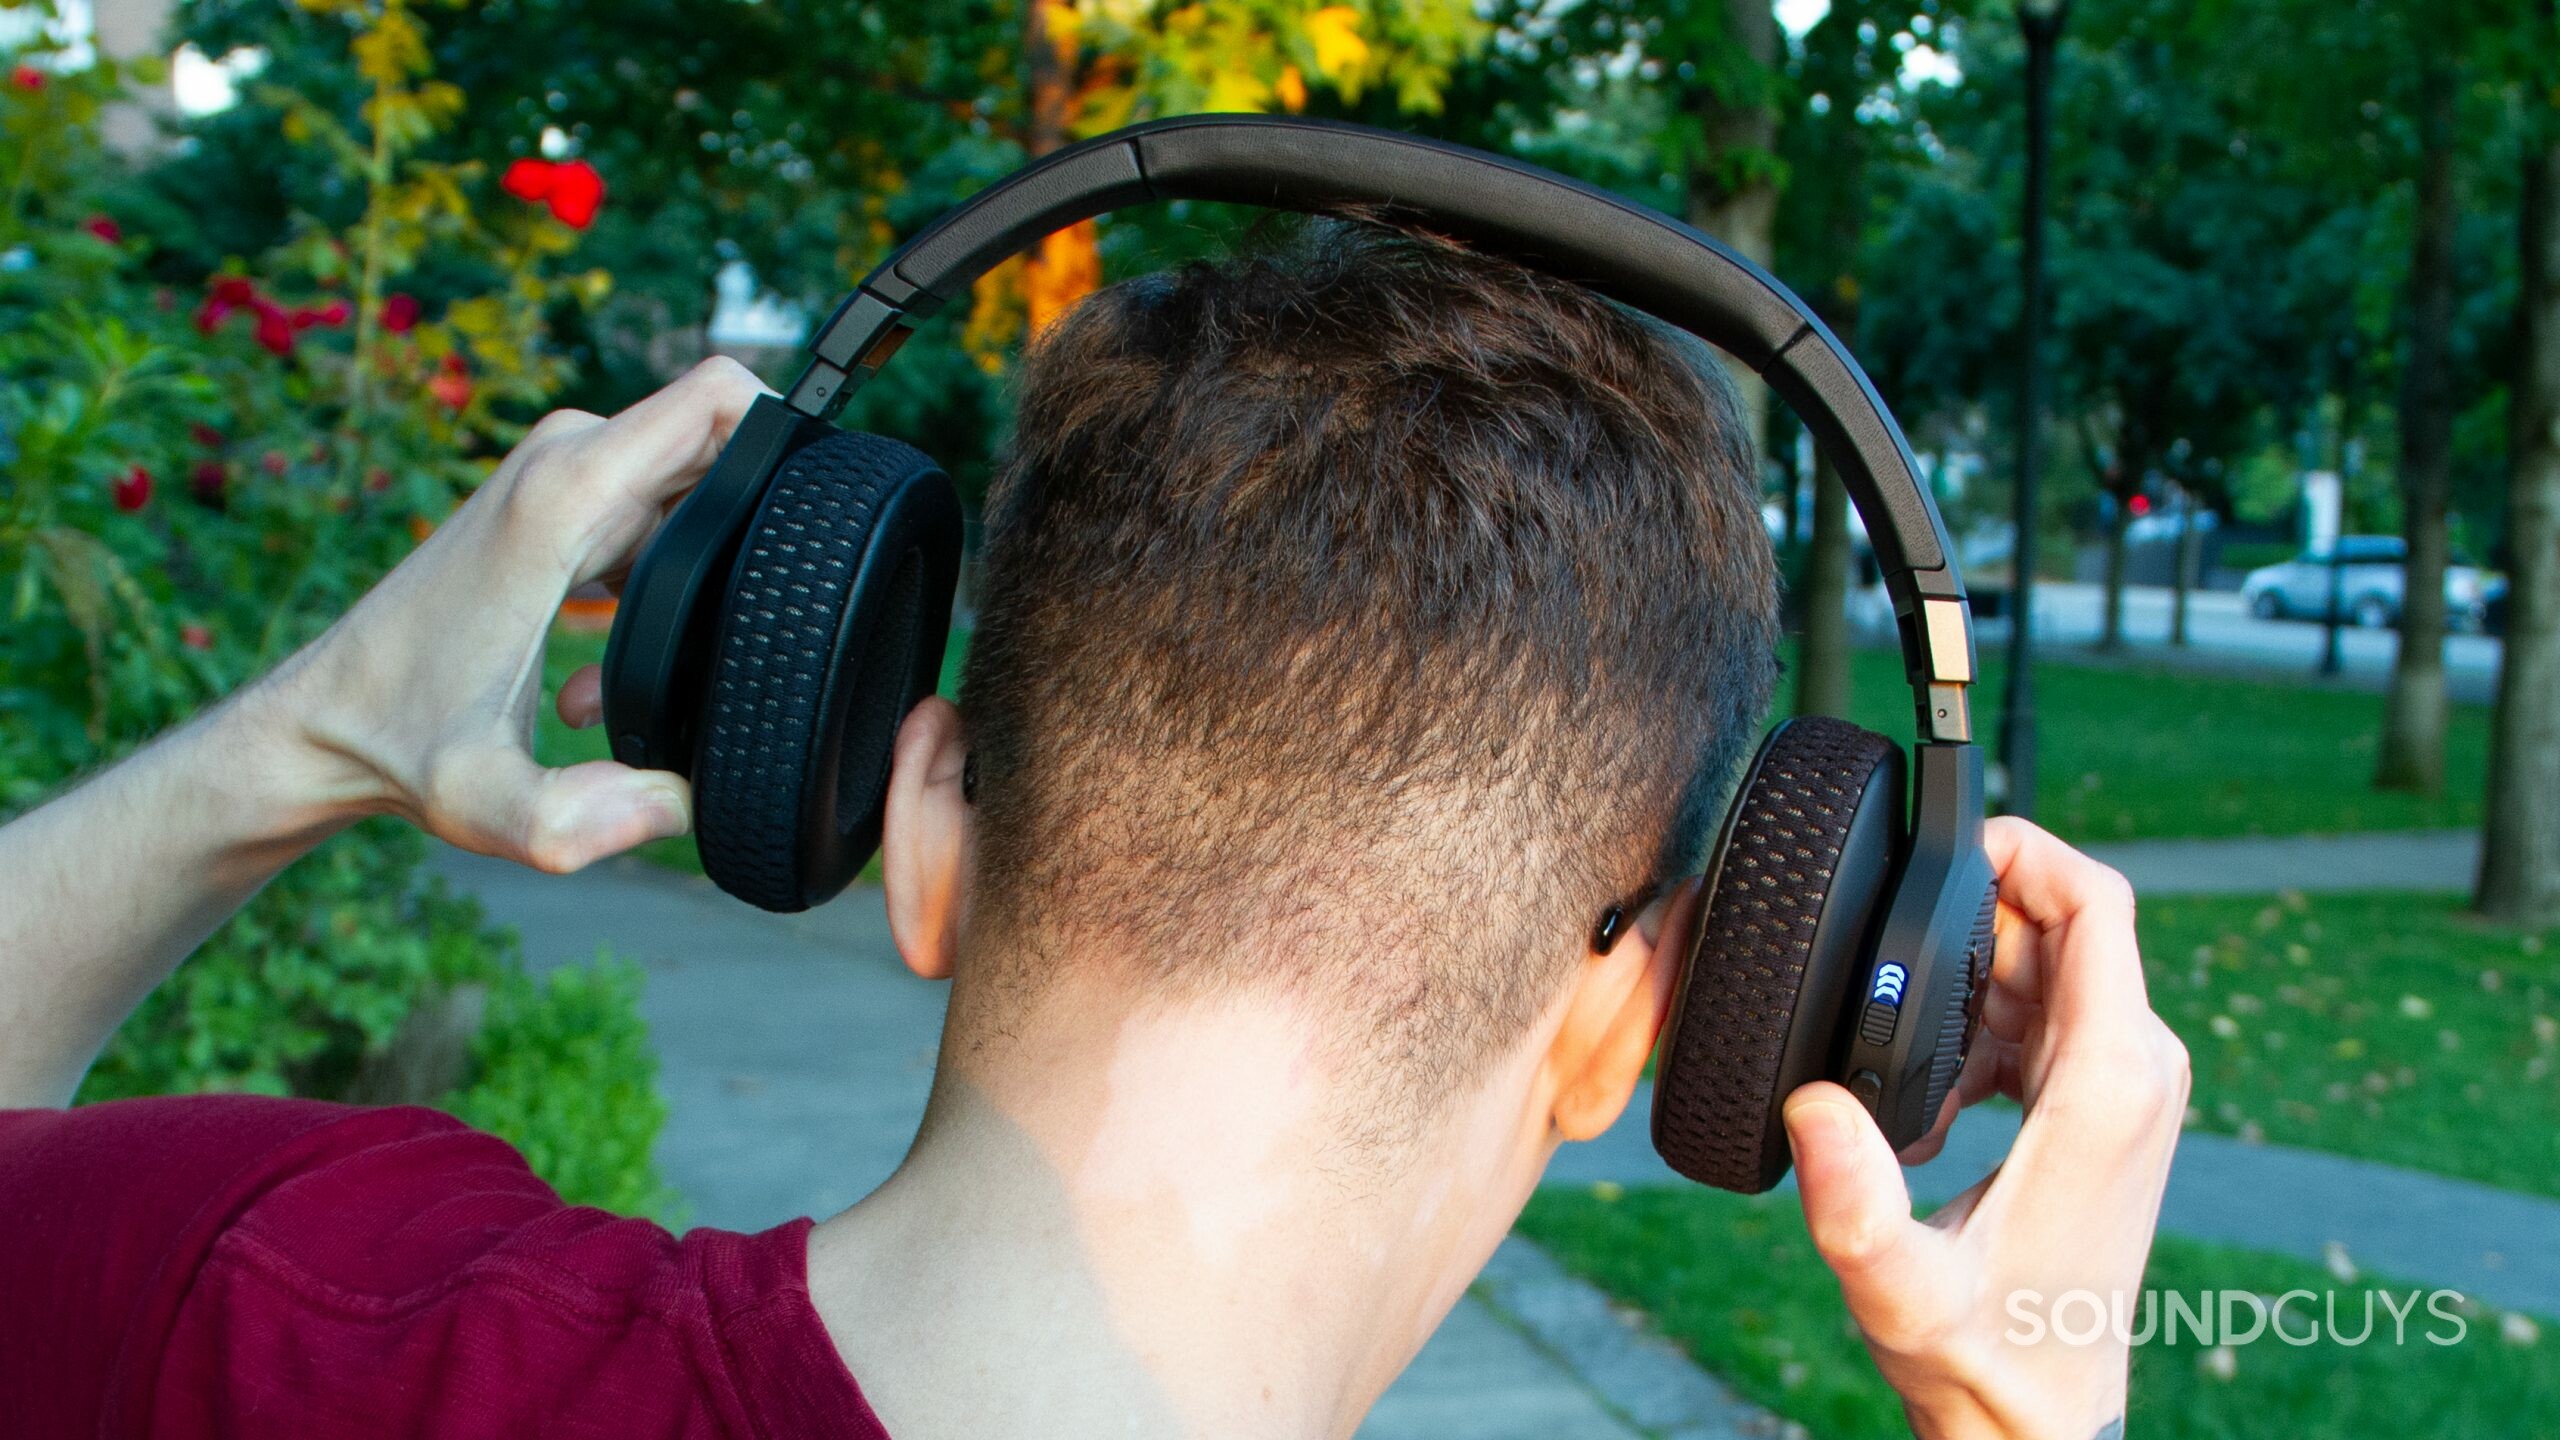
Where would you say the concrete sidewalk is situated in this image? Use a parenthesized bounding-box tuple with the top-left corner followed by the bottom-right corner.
(433, 847, 1777, 1440)
(2087, 828, 2481, 897)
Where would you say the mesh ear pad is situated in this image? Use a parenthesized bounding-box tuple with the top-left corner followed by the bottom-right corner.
(692, 431, 962, 913)
(1652, 717, 1907, 1193)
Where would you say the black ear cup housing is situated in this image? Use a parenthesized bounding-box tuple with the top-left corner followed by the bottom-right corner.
(688, 431, 962, 912)
(1652, 717, 1907, 1193)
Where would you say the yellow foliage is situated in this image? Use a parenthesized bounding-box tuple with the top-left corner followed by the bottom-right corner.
(964, 222, 1102, 367)
(1027, 220, 1101, 334)
(1202, 67, 1271, 113)
(963, 258, 1027, 376)
(1304, 6, 1368, 81)
(351, 6, 430, 87)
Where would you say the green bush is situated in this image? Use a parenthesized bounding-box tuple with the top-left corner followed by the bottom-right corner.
(75, 822, 499, 1101)
(0, 11, 668, 1216)
(441, 960, 674, 1218)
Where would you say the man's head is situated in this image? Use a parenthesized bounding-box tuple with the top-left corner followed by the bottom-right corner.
(882, 220, 1777, 1157)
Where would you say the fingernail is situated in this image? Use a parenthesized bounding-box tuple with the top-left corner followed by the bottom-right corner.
(636, 779, 691, 839)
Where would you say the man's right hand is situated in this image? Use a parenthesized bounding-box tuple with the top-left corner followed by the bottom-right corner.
(272, 356, 773, 873)
(1782, 817, 2188, 1440)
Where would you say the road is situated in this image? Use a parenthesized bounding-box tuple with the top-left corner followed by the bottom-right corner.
(1853, 580, 2505, 704)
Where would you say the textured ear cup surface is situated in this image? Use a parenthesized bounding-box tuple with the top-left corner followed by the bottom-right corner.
(692, 430, 962, 912)
(1652, 716, 1907, 1193)
(1918, 879, 2000, 1127)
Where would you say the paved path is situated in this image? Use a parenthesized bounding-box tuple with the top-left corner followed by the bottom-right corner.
(2086, 829, 2481, 896)
(433, 848, 1771, 1439)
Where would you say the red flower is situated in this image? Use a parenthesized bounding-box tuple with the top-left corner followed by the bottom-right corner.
(498, 157, 606, 230)
(82, 214, 122, 245)
(428, 352, 473, 411)
(260, 450, 290, 477)
(379, 293, 421, 334)
(310, 299, 351, 327)
(190, 460, 228, 508)
(251, 301, 296, 357)
(11, 65, 43, 92)
(180, 623, 213, 652)
(111, 465, 152, 512)
(365, 467, 392, 494)
(196, 276, 260, 334)
(545, 161, 606, 229)
(189, 422, 225, 450)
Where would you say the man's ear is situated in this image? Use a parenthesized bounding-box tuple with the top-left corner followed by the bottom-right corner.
(1544, 877, 1699, 1143)
(881, 696, 970, 982)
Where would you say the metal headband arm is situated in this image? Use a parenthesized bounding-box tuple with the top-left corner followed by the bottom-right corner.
(786, 115, 1975, 740)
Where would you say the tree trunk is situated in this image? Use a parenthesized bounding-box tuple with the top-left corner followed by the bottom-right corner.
(2478, 60, 2560, 926)
(2099, 501, 2130, 650)
(2170, 492, 2199, 646)
(1686, 0, 1781, 462)
(1796, 446, 1853, 718)
(2377, 55, 2459, 794)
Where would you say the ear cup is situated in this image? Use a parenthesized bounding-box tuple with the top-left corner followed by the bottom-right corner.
(1651, 717, 1907, 1193)
(1917, 879, 2000, 1128)
(691, 431, 962, 912)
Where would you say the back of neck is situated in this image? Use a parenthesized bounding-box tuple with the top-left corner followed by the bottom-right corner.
(805, 989, 1527, 1440)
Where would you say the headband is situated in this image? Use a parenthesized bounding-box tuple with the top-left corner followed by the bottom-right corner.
(783, 115, 1975, 741)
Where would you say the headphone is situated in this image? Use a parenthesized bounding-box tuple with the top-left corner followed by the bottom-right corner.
(600, 116, 1999, 1195)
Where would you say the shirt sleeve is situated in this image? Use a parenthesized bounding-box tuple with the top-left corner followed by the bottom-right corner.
(0, 1095, 485, 1438)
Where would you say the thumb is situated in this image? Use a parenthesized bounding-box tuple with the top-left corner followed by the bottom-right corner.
(1785, 1082, 1949, 1333)
(434, 750, 692, 874)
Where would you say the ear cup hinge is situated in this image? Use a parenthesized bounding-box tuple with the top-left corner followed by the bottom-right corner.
(1902, 593, 1976, 743)
(790, 289, 916, 420)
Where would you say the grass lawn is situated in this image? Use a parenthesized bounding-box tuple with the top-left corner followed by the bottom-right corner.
(1828, 646, 2488, 844)
(2139, 890, 2560, 1199)
(1514, 1184, 2559, 1440)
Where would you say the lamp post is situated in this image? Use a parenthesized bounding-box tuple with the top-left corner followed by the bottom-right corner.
(1999, 0, 2068, 820)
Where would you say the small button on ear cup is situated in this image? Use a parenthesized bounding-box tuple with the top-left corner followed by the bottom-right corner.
(1651, 717, 1908, 1193)
(692, 430, 963, 912)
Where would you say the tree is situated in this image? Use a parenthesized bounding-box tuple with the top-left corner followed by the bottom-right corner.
(2477, 0, 2560, 925)
(2376, 40, 2462, 792)
(2204, 0, 2517, 792)
(1771, 0, 1964, 716)
(1684, 0, 1784, 456)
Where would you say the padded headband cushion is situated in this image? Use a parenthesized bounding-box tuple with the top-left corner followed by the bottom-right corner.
(692, 430, 961, 912)
(1653, 716, 1905, 1192)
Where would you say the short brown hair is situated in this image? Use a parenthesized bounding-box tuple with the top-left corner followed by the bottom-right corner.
(956, 221, 1777, 1136)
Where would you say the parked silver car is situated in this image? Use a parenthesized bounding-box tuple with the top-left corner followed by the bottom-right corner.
(2240, 535, 2504, 631)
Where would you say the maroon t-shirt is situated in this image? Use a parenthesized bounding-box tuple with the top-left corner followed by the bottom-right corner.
(0, 1096, 892, 1439)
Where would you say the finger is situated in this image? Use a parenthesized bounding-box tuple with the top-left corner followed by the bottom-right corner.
(1983, 816, 2139, 937)
(577, 356, 774, 510)
(1981, 898, 2045, 1018)
(427, 748, 691, 874)
(1978, 970, 2040, 1046)
(1983, 817, 2153, 1029)
(1785, 1083, 1956, 1342)
(557, 663, 604, 730)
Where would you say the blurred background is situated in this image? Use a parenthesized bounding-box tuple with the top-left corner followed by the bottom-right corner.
(1, 0, 2555, 1435)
